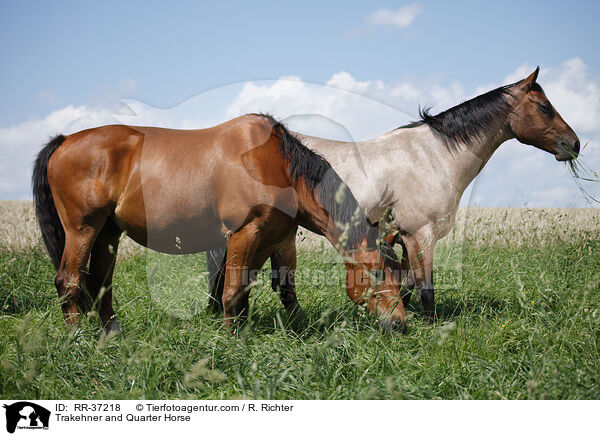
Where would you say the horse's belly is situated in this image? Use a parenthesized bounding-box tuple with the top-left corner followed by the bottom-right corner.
(114, 186, 225, 254)
(146, 220, 226, 254)
(119, 216, 226, 254)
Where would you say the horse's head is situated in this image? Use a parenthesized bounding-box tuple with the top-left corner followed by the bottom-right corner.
(509, 67, 580, 161)
(344, 240, 407, 330)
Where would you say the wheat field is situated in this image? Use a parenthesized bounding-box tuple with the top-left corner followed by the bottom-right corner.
(2, 200, 599, 252)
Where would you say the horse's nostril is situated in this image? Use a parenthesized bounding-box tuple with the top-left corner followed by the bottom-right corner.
(573, 140, 580, 153)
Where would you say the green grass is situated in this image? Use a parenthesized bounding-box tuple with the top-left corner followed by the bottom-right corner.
(1, 233, 599, 400)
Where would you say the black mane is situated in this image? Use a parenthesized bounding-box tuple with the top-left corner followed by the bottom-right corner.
(399, 83, 516, 150)
(257, 114, 373, 250)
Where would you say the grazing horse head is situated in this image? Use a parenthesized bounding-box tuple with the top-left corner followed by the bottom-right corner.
(508, 67, 580, 161)
(273, 123, 407, 329)
(343, 235, 405, 330)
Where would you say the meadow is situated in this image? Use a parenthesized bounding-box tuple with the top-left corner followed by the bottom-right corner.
(1, 201, 599, 399)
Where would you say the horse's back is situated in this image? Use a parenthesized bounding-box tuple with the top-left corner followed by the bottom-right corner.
(128, 115, 294, 251)
(300, 125, 462, 237)
(47, 115, 292, 253)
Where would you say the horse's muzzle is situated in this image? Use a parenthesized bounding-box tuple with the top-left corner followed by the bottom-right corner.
(555, 139, 580, 161)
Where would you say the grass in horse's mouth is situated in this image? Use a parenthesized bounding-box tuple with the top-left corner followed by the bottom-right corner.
(567, 140, 600, 204)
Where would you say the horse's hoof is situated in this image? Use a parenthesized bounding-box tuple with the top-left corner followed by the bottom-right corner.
(207, 298, 224, 315)
(422, 312, 436, 324)
(288, 307, 308, 330)
(103, 319, 121, 338)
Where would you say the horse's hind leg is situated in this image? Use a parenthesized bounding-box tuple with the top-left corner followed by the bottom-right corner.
(270, 228, 306, 323)
(55, 222, 104, 329)
(86, 220, 122, 335)
(206, 245, 227, 313)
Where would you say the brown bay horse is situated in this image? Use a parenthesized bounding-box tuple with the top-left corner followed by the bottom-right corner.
(32, 114, 406, 335)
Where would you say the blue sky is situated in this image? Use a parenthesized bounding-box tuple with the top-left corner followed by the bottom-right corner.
(1, 1, 599, 205)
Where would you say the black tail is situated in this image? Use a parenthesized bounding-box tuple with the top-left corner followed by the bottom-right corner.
(32, 135, 67, 270)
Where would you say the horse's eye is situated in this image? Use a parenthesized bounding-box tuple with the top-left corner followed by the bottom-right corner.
(538, 101, 555, 118)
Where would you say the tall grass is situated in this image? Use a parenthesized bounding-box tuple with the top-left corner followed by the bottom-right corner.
(0, 202, 598, 399)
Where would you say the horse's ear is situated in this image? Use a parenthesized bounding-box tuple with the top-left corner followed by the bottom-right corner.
(519, 67, 540, 92)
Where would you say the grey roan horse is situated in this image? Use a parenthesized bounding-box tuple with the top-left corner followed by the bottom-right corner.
(208, 68, 579, 322)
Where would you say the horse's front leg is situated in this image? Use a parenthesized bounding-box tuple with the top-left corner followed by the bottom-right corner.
(401, 234, 436, 321)
(221, 226, 271, 326)
(396, 240, 415, 308)
(270, 227, 307, 324)
(379, 238, 414, 308)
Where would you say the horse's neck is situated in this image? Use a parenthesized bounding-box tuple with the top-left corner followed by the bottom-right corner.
(293, 178, 371, 257)
(436, 129, 511, 195)
(291, 179, 351, 252)
(296, 202, 362, 258)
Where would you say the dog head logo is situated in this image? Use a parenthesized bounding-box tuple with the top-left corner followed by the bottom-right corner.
(3, 402, 50, 433)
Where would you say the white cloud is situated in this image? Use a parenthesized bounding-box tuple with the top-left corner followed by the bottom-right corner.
(469, 138, 598, 208)
(367, 5, 422, 28)
(391, 83, 421, 101)
(225, 78, 415, 141)
(538, 58, 600, 134)
(429, 82, 467, 111)
(326, 72, 371, 93)
(503, 63, 538, 85)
